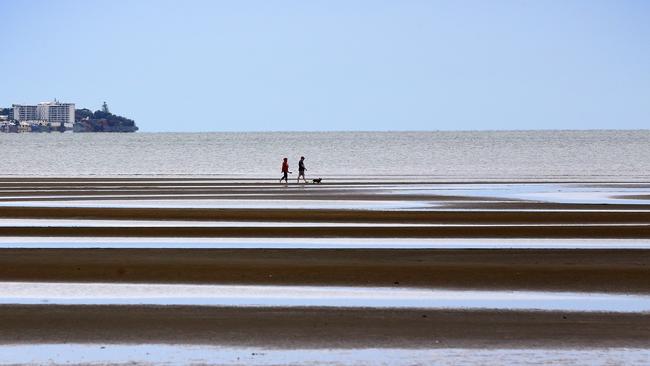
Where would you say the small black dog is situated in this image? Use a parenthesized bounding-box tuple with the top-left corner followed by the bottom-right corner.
(312, 178, 322, 184)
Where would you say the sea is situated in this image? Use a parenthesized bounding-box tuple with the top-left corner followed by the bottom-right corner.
(1, 130, 649, 181)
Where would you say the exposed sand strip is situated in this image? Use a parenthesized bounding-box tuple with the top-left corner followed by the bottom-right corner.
(1, 207, 650, 222)
(0, 193, 496, 202)
(0, 305, 648, 348)
(1, 225, 650, 238)
(0, 249, 648, 293)
(615, 195, 650, 200)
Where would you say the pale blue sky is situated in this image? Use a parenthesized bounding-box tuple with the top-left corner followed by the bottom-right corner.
(1, 0, 648, 132)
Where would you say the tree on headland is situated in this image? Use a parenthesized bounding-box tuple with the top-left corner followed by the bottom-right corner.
(74, 103, 138, 132)
(75, 108, 93, 122)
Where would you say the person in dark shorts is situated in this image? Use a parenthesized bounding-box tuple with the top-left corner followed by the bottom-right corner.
(280, 157, 289, 183)
(297, 156, 307, 184)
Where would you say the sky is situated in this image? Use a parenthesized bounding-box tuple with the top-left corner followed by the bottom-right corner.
(1, 0, 649, 132)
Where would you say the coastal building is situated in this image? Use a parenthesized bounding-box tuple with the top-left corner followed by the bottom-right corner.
(18, 121, 32, 133)
(12, 104, 38, 121)
(36, 100, 75, 125)
(12, 101, 75, 126)
(2, 108, 14, 120)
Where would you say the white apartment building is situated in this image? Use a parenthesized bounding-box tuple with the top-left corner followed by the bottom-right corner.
(36, 101, 75, 125)
(12, 104, 38, 121)
(12, 101, 75, 125)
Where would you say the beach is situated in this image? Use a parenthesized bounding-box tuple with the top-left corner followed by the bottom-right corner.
(0, 177, 649, 364)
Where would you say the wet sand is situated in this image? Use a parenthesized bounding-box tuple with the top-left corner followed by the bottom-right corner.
(3, 206, 650, 222)
(1, 305, 648, 348)
(1, 178, 649, 351)
(615, 194, 650, 201)
(0, 249, 649, 293)
(3, 224, 650, 238)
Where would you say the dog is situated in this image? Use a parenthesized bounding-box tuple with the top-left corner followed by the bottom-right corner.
(312, 178, 322, 184)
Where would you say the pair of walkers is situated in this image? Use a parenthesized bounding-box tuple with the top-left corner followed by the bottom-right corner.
(280, 156, 307, 184)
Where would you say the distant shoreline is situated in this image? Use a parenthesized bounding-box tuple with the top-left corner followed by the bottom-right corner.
(0, 104, 138, 133)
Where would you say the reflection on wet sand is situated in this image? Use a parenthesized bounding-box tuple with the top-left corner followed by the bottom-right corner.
(1, 344, 650, 366)
(4, 237, 650, 249)
(1, 282, 649, 312)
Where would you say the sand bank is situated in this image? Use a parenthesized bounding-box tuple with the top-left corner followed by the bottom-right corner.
(0, 305, 648, 348)
(2, 206, 650, 222)
(1, 249, 648, 293)
(1, 224, 650, 238)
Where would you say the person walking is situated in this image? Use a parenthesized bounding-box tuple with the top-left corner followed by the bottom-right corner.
(297, 156, 307, 184)
(280, 157, 290, 183)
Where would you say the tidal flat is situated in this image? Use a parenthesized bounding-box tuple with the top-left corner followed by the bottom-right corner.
(0, 178, 649, 364)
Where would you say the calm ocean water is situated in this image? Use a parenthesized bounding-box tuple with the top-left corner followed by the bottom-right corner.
(1, 131, 649, 180)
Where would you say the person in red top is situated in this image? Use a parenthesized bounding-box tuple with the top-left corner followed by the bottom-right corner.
(280, 157, 290, 183)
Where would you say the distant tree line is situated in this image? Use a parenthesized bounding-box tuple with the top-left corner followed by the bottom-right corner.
(75, 108, 135, 126)
(74, 104, 138, 132)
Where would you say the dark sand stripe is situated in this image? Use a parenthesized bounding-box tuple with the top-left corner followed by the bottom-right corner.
(1, 249, 649, 293)
(1, 305, 648, 348)
(1, 225, 650, 238)
(1, 207, 650, 222)
(0, 193, 492, 202)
